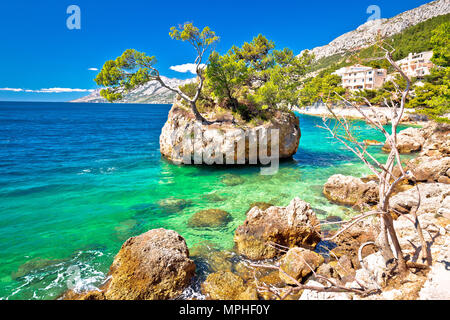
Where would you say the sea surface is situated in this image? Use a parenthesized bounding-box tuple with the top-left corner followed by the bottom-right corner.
(0, 101, 411, 299)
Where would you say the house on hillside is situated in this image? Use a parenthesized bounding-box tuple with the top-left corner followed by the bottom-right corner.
(395, 51, 434, 79)
(333, 64, 387, 91)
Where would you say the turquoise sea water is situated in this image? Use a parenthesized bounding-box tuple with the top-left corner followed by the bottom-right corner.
(0, 101, 410, 300)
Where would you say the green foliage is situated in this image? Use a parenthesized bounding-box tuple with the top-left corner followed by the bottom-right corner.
(408, 22, 450, 122)
(310, 14, 450, 75)
(231, 34, 275, 72)
(170, 23, 219, 46)
(430, 22, 450, 67)
(205, 50, 248, 108)
(95, 23, 219, 105)
(389, 14, 450, 61)
(179, 82, 198, 99)
(409, 67, 450, 122)
(297, 73, 345, 106)
(203, 35, 314, 119)
(94, 49, 156, 102)
(249, 50, 315, 110)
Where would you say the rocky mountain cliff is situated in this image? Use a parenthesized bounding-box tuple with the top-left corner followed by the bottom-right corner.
(71, 76, 194, 104)
(307, 0, 450, 60)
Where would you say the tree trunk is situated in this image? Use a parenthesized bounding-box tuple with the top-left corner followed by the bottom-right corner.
(190, 101, 210, 124)
(384, 213, 408, 274)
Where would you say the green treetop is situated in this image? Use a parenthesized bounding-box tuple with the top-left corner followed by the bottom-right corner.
(95, 23, 219, 123)
(409, 22, 450, 122)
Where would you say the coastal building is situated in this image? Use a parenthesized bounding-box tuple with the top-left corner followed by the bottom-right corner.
(333, 64, 387, 91)
(395, 51, 434, 79)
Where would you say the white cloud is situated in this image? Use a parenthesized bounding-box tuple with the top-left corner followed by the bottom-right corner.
(0, 88, 24, 92)
(88, 68, 99, 71)
(0, 87, 94, 93)
(37, 88, 94, 93)
(169, 63, 205, 74)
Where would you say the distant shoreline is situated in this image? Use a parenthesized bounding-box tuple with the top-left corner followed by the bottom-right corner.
(293, 105, 427, 126)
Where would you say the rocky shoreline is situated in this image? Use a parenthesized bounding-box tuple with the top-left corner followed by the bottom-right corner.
(160, 101, 301, 164)
(64, 121, 449, 300)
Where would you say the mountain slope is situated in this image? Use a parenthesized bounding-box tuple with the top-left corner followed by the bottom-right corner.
(71, 76, 195, 104)
(306, 0, 450, 60)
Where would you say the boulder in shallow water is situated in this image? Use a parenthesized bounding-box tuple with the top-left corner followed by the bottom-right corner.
(188, 209, 232, 228)
(104, 228, 195, 300)
(63, 290, 106, 300)
(201, 271, 258, 300)
(159, 102, 301, 164)
(234, 197, 321, 260)
(279, 247, 324, 284)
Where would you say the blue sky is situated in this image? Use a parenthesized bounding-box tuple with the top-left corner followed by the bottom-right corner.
(0, 0, 432, 102)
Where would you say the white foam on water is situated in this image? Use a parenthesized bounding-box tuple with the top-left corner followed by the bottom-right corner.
(6, 250, 107, 300)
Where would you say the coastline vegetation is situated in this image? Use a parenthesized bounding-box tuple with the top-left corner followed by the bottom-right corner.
(301, 15, 449, 122)
(94, 15, 449, 124)
(94, 24, 315, 124)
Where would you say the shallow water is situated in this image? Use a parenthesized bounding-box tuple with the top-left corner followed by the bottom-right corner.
(0, 102, 411, 299)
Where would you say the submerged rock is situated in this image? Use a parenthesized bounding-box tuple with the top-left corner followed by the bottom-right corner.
(246, 202, 274, 214)
(104, 228, 195, 300)
(114, 219, 139, 240)
(221, 174, 245, 186)
(11, 257, 66, 280)
(188, 209, 232, 228)
(202, 192, 226, 202)
(190, 242, 235, 273)
(323, 174, 378, 209)
(326, 215, 342, 223)
(157, 197, 192, 213)
(313, 207, 328, 216)
(159, 102, 301, 164)
(279, 247, 324, 284)
(364, 139, 383, 146)
(201, 271, 258, 300)
(234, 197, 321, 260)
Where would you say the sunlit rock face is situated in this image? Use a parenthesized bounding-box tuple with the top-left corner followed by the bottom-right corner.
(159, 101, 301, 165)
(104, 228, 195, 300)
(234, 197, 321, 260)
